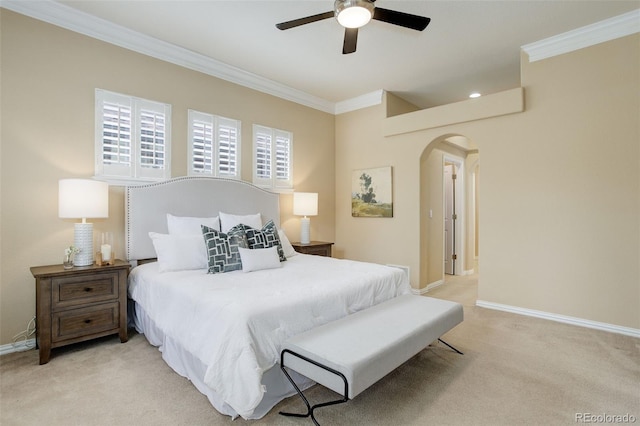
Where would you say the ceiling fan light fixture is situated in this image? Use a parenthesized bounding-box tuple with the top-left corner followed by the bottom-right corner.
(335, 0, 374, 29)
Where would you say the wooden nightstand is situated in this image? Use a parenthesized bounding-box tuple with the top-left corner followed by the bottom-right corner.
(30, 260, 130, 364)
(291, 241, 334, 257)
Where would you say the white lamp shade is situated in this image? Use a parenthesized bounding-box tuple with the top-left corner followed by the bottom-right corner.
(59, 179, 109, 219)
(293, 192, 318, 216)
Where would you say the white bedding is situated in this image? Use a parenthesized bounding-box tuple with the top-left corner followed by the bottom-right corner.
(128, 254, 411, 419)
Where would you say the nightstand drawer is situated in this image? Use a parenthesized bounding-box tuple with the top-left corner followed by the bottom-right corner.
(52, 302, 119, 342)
(291, 241, 334, 257)
(302, 246, 331, 256)
(52, 273, 119, 309)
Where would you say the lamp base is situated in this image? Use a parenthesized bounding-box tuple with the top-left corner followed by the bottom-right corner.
(300, 217, 311, 245)
(74, 222, 94, 266)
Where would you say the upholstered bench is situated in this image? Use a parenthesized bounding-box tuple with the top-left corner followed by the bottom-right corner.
(280, 294, 464, 425)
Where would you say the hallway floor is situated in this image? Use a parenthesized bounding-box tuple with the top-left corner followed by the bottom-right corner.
(428, 270, 479, 307)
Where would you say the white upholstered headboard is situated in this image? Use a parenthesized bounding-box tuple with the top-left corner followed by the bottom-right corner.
(125, 177, 280, 261)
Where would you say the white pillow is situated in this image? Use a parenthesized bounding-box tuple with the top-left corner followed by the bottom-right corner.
(278, 229, 297, 258)
(149, 232, 208, 272)
(219, 212, 262, 233)
(167, 214, 220, 234)
(238, 246, 282, 273)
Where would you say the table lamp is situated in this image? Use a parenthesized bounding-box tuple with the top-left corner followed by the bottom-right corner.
(293, 192, 318, 244)
(59, 179, 109, 266)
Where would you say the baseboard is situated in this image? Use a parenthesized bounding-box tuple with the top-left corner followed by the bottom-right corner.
(0, 339, 36, 356)
(476, 300, 640, 338)
(411, 279, 445, 295)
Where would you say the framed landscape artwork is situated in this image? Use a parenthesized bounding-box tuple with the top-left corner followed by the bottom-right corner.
(351, 166, 393, 217)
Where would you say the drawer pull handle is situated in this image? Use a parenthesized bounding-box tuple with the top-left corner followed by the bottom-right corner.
(84, 287, 92, 292)
(84, 319, 92, 324)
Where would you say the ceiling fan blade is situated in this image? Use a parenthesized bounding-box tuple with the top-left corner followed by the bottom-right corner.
(276, 11, 334, 30)
(342, 27, 358, 54)
(372, 7, 430, 31)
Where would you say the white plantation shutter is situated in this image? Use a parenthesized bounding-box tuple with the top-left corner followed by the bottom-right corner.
(101, 101, 131, 176)
(253, 125, 293, 190)
(191, 119, 214, 175)
(137, 102, 169, 180)
(217, 117, 240, 177)
(254, 126, 272, 185)
(96, 89, 171, 182)
(275, 130, 291, 186)
(188, 110, 241, 178)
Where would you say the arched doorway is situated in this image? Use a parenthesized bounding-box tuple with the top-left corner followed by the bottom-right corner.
(419, 134, 479, 290)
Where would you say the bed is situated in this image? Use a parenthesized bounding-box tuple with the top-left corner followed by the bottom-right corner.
(125, 177, 411, 419)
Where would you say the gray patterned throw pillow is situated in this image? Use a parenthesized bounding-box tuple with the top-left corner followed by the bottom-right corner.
(243, 220, 287, 262)
(202, 224, 248, 274)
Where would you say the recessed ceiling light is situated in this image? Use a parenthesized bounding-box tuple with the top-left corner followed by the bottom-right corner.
(469, 92, 481, 98)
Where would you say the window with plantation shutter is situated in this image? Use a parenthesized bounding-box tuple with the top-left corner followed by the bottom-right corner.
(188, 110, 241, 179)
(253, 124, 293, 190)
(95, 89, 171, 183)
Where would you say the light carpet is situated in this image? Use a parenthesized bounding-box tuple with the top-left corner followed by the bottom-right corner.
(1, 273, 638, 425)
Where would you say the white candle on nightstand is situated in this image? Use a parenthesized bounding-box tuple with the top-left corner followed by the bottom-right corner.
(101, 244, 111, 262)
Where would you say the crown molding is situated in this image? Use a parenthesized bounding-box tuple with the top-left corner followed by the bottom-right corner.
(522, 9, 640, 62)
(334, 90, 384, 114)
(6, 2, 635, 114)
(0, 0, 336, 114)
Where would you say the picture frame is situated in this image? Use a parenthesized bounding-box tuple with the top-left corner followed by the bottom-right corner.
(351, 166, 393, 217)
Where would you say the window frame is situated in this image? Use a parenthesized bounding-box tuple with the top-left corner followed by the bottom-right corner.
(95, 89, 172, 185)
(187, 110, 241, 179)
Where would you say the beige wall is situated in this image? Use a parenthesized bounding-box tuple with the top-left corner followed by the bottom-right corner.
(385, 91, 420, 117)
(1, 10, 638, 348)
(336, 34, 639, 329)
(0, 11, 335, 346)
(334, 101, 422, 271)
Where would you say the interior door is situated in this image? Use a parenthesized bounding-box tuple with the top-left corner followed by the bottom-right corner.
(444, 164, 456, 275)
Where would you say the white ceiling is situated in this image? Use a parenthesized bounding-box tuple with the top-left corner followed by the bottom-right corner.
(18, 1, 640, 110)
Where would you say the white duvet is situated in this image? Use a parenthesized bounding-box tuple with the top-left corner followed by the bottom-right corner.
(128, 254, 411, 419)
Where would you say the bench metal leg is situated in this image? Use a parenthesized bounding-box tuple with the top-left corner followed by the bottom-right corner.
(279, 349, 349, 426)
(438, 338, 463, 355)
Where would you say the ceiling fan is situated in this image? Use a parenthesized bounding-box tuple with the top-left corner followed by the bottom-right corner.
(276, 0, 431, 54)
